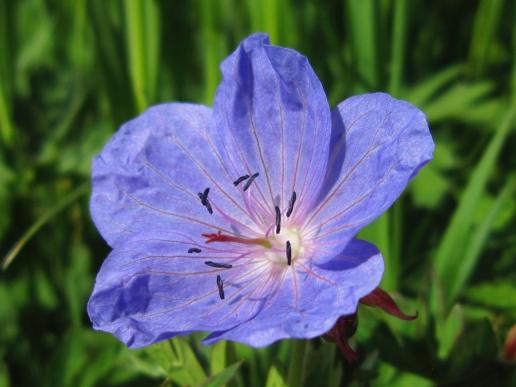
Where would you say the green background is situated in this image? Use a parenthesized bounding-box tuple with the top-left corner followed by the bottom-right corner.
(0, 0, 515, 386)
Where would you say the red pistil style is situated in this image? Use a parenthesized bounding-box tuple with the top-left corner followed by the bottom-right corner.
(324, 287, 417, 363)
(202, 231, 272, 248)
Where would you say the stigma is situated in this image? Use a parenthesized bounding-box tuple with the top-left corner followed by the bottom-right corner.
(202, 231, 272, 248)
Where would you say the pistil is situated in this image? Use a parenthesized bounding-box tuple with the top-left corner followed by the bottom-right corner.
(202, 231, 272, 248)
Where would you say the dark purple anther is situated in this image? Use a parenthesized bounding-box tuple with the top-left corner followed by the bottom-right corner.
(198, 188, 213, 214)
(216, 275, 225, 300)
(275, 206, 281, 234)
(243, 172, 259, 191)
(205, 261, 233, 269)
(286, 191, 297, 217)
(286, 241, 292, 266)
(233, 174, 250, 186)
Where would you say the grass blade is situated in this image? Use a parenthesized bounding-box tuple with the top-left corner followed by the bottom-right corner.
(345, 0, 380, 91)
(0, 0, 13, 146)
(388, 0, 408, 96)
(124, 0, 160, 112)
(200, 0, 226, 104)
(347, 0, 397, 289)
(198, 361, 243, 387)
(468, 0, 505, 77)
(430, 106, 516, 315)
(388, 0, 409, 290)
(448, 178, 515, 306)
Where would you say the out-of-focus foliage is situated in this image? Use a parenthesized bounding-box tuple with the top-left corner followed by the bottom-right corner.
(0, 0, 514, 386)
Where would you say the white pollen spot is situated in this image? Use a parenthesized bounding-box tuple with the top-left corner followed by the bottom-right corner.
(265, 227, 305, 266)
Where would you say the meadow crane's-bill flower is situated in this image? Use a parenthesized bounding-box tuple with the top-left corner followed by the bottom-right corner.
(87, 33, 434, 349)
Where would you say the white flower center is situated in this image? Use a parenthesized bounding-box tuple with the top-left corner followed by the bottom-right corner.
(265, 227, 305, 266)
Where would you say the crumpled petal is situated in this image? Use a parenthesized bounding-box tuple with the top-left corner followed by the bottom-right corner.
(90, 103, 261, 248)
(305, 93, 434, 263)
(210, 33, 332, 220)
(202, 239, 383, 347)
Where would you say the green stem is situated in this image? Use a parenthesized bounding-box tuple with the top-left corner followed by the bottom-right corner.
(287, 340, 307, 387)
(0, 80, 12, 146)
(388, 0, 408, 96)
(385, 0, 409, 291)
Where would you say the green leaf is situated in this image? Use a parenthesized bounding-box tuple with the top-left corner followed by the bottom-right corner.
(124, 0, 160, 112)
(63, 241, 92, 327)
(467, 0, 505, 76)
(1, 183, 89, 270)
(14, 0, 54, 96)
(423, 81, 495, 123)
(464, 280, 516, 310)
(375, 362, 433, 387)
(410, 136, 456, 208)
(286, 340, 307, 387)
(0, 0, 13, 146)
(402, 65, 463, 107)
(0, 360, 9, 387)
(444, 319, 498, 381)
(0, 158, 13, 240)
(410, 163, 450, 209)
(431, 106, 516, 315)
(231, 342, 261, 386)
(436, 305, 464, 360)
(345, 0, 380, 91)
(472, 187, 515, 231)
(388, 0, 408, 96)
(360, 213, 395, 289)
(447, 178, 516, 304)
(143, 338, 207, 386)
(210, 341, 227, 376)
(33, 268, 58, 309)
(265, 365, 287, 387)
(200, 0, 227, 104)
(303, 341, 342, 387)
(197, 361, 243, 387)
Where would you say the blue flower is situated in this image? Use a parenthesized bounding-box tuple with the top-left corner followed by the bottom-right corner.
(87, 33, 434, 348)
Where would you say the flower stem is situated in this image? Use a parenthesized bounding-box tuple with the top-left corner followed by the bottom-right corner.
(287, 340, 307, 387)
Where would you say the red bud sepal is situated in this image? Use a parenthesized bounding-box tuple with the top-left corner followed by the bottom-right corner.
(323, 287, 417, 363)
(360, 287, 418, 320)
(504, 324, 516, 362)
(322, 314, 359, 363)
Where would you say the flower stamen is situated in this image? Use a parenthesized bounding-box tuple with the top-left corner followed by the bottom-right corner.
(286, 240, 292, 265)
(275, 205, 281, 234)
(286, 191, 297, 217)
(233, 174, 250, 186)
(216, 275, 225, 300)
(205, 261, 233, 269)
(198, 187, 213, 214)
(188, 248, 202, 253)
(243, 172, 259, 191)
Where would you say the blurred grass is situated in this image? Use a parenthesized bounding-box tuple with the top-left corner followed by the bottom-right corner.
(0, 0, 515, 386)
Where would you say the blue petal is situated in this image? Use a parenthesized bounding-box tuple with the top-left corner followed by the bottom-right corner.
(210, 33, 331, 220)
(305, 93, 434, 263)
(90, 103, 262, 248)
(88, 237, 274, 347)
(202, 239, 383, 347)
